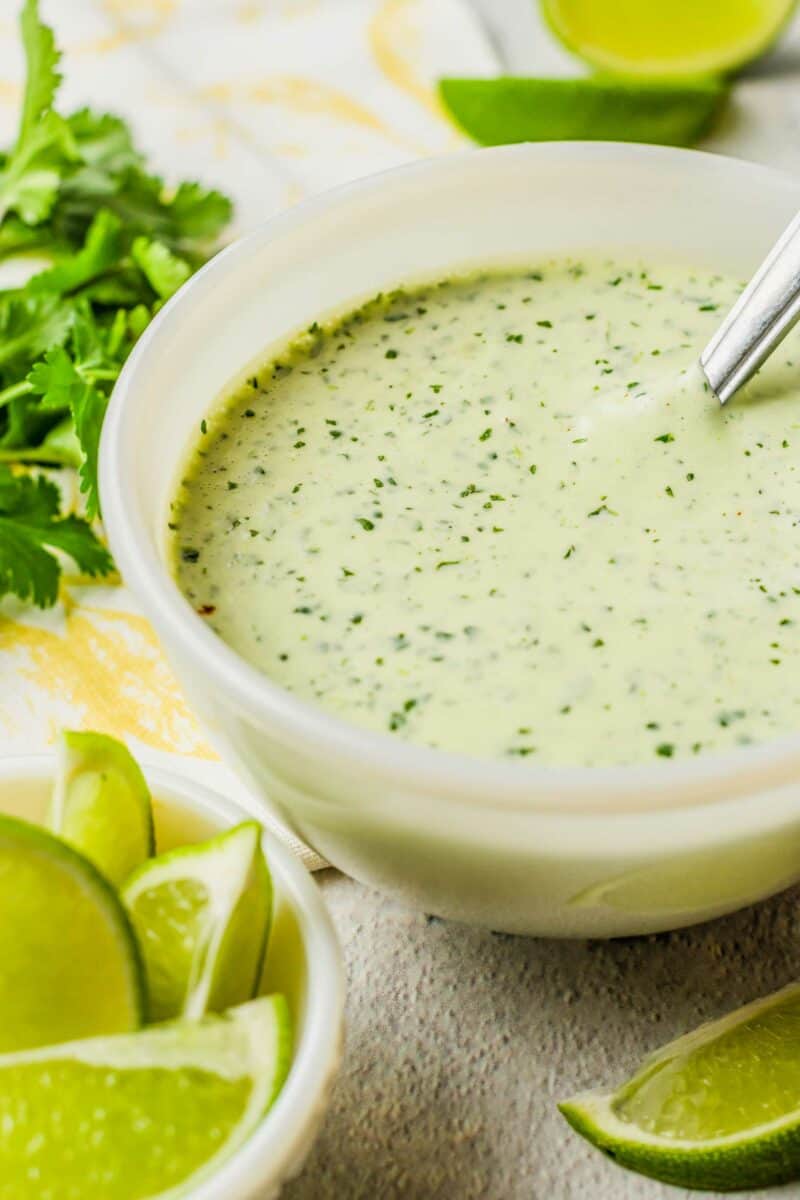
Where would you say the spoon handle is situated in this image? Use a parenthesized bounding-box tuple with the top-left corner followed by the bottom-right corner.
(701, 209, 800, 404)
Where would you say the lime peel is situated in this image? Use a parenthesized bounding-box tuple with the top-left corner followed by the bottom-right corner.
(0, 812, 144, 1051)
(438, 76, 729, 149)
(560, 981, 800, 1190)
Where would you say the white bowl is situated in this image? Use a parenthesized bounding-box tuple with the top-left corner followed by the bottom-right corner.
(0, 756, 344, 1200)
(101, 142, 800, 937)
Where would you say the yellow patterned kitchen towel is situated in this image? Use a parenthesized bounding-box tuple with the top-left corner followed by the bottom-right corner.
(0, 0, 498, 868)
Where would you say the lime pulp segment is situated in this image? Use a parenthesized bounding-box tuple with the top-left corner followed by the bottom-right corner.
(0, 995, 292, 1200)
(541, 0, 798, 78)
(560, 981, 800, 1190)
(122, 821, 272, 1022)
(0, 813, 143, 1052)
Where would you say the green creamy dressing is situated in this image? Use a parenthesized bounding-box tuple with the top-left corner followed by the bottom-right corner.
(170, 260, 800, 767)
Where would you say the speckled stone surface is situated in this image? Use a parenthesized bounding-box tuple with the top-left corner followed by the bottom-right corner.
(285, 874, 800, 1199)
(285, 5, 800, 1197)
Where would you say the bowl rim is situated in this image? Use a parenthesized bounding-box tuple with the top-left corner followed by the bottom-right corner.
(0, 754, 344, 1200)
(100, 140, 800, 814)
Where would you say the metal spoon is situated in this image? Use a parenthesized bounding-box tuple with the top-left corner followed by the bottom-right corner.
(701, 209, 800, 404)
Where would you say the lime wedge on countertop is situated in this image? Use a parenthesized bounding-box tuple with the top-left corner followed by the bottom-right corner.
(438, 77, 729, 148)
(560, 981, 800, 1190)
(0, 814, 143, 1051)
(50, 729, 154, 886)
(541, 0, 798, 78)
(0, 995, 291, 1200)
(122, 821, 272, 1023)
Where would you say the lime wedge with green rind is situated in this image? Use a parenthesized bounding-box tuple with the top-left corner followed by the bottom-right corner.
(50, 730, 154, 886)
(122, 821, 272, 1023)
(560, 981, 800, 1190)
(541, 0, 798, 78)
(438, 77, 728, 148)
(0, 994, 291, 1200)
(0, 813, 143, 1051)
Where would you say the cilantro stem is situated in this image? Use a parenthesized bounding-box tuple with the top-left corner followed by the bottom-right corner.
(106, 310, 126, 359)
(0, 354, 118, 411)
(0, 379, 34, 408)
(0, 333, 38, 369)
(0, 444, 75, 464)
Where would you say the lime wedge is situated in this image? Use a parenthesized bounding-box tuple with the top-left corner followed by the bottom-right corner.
(0, 814, 143, 1051)
(0, 994, 291, 1200)
(541, 0, 797, 78)
(438, 77, 728, 148)
(50, 729, 154, 886)
(560, 981, 800, 1190)
(122, 821, 272, 1022)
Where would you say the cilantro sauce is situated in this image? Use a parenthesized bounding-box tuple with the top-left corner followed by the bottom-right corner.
(170, 260, 800, 767)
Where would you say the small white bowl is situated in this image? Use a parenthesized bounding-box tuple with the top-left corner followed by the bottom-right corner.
(0, 756, 344, 1200)
(101, 142, 800, 937)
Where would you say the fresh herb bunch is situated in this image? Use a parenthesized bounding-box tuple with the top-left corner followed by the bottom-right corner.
(0, 0, 232, 608)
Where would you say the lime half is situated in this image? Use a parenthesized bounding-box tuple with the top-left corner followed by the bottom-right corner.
(50, 730, 154, 886)
(123, 821, 272, 1022)
(541, 0, 797, 78)
(438, 77, 727, 148)
(0, 814, 143, 1051)
(560, 981, 800, 1190)
(0, 994, 291, 1200)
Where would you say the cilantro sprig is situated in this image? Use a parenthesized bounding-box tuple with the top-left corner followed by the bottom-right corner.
(0, 0, 232, 607)
(0, 468, 111, 607)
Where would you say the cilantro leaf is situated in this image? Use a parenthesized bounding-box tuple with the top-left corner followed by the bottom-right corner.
(24, 302, 131, 516)
(0, 293, 74, 372)
(0, 0, 72, 224)
(57, 170, 233, 260)
(55, 164, 167, 251)
(0, 109, 75, 225)
(131, 235, 191, 299)
(27, 208, 123, 296)
(27, 344, 85, 410)
(18, 0, 60, 139)
(0, 213, 53, 258)
(65, 109, 142, 189)
(71, 376, 107, 516)
(69, 300, 118, 369)
(0, 391, 61, 451)
(167, 182, 233, 242)
(26, 317, 117, 516)
(0, 464, 58, 517)
(0, 467, 111, 606)
(0, 416, 80, 467)
(0, 0, 233, 606)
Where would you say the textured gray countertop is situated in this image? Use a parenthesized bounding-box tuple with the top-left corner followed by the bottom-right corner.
(285, 5, 800, 1197)
(287, 877, 800, 1199)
